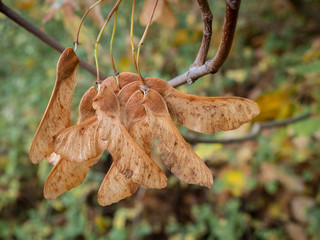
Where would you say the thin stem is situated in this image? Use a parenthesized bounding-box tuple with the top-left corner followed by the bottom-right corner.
(75, 0, 105, 49)
(130, 0, 140, 79)
(110, 9, 119, 76)
(192, 0, 213, 66)
(136, 0, 159, 74)
(0, 0, 107, 80)
(94, 0, 122, 83)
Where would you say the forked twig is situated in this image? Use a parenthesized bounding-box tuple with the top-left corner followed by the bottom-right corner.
(169, 0, 241, 87)
(192, 0, 213, 67)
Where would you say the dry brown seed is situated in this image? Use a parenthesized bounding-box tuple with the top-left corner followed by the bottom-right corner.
(54, 116, 107, 162)
(117, 81, 141, 126)
(93, 86, 167, 189)
(146, 77, 260, 134)
(98, 90, 155, 206)
(77, 87, 98, 124)
(98, 162, 139, 206)
(143, 89, 213, 188)
(44, 85, 102, 199)
(30, 48, 79, 164)
(117, 72, 141, 89)
(44, 154, 101, 200)
(100, 76, 120, 94)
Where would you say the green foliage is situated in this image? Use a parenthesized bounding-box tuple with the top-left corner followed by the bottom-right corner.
(1, 0, 320, 239)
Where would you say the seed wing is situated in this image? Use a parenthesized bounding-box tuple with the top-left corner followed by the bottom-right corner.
(98, 90, 155, 205)
(117, 72, 141, 88)
(93, 86, 167, 189)
(30, 48, 79, 164)
(44, 155, 101, 200)
(143, 90, 213, 188)
(146, 78, 260, 134)
(77, 87, 98, 123)
(117, 81, 141, 126)
(54, 116, 107, 162)
(98, 163, 139, 206)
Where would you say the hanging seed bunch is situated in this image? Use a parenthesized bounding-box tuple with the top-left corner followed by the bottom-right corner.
(30, 48, 259, 206)
(30, 0, 258, 206)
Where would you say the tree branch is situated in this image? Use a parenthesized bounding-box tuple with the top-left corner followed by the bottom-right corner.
(192, 0, 213, 67)
(0, 0, 107, 80)
(168, 0, 241, 87)
(184, 112, 312, 144)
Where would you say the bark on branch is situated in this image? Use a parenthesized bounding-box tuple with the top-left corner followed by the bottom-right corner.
(168, 0, 241, 87)
(0, 0, 107, 80)
(192, 0, 213, 67)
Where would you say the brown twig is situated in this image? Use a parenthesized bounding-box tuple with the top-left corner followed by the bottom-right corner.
(192, 0, 213, 67)
(184, 112, 312, 144)
(0, 0, 107, 80)
(168, 0, 241, 87)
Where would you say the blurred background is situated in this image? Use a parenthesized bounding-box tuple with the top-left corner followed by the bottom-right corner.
(1, 0, 320, 239)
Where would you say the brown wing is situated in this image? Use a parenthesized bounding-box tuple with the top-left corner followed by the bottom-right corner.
(146, 77, 260, 134)
(143, 89, 213, 188)
(117, 72, 141, 89)
(77, 87, 98, 123)
(44, 154, 101, 200)
(98, 90, 155, 206)
(93, 86, 167, 189)
(100, 76, 120, 94)
(125, 90, 153, 155)
(45, 87, 102, 199)
(117, 81, 141, 126)
(97, 163, 139, 206)
(54, 116, 107, 162)
(30, 48, 79, 164)
(100, 72, 141, 95)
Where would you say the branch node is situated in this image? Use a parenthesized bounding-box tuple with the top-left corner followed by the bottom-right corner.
(204, 60, 216, 74)
(226, 0, 239, 10)
(186, 66, 197, 84)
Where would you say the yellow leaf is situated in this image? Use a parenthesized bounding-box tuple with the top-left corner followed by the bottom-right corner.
(95, 216, 109, 231)
(226, 69, 247, 83)
(220, 169, 247, 196)
(253, 90, 294, 122)
(194, 143, 222, 159)
(16, 0, 35, 10)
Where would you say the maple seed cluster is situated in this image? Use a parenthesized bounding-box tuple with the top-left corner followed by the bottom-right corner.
(30, 48, 260, 206)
